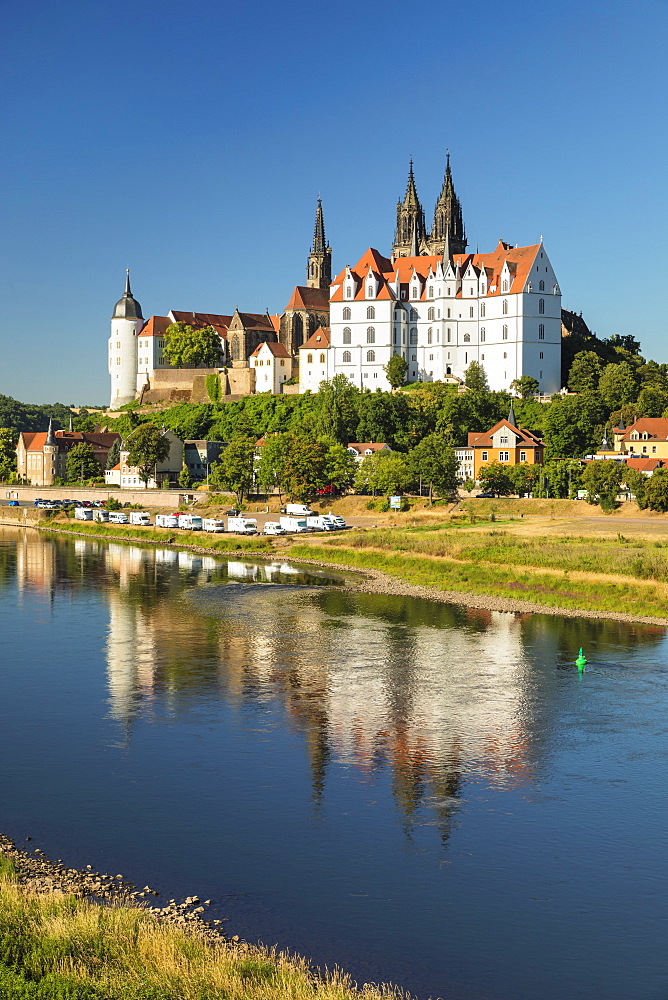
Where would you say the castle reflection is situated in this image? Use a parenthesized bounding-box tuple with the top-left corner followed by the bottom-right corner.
(4, 526, 665, 840)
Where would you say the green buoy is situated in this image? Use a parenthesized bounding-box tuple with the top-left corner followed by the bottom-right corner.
(575, 647, 588, 671)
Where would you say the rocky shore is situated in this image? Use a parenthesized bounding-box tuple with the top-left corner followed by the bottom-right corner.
(0, 832, 238, 945)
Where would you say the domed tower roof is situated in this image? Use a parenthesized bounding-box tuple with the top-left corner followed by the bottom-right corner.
(112, 270, 143, 320)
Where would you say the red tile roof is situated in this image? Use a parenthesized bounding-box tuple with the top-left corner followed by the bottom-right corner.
(19, 430, 120, 451)
(140, 316, 171, 337)
(347, 442, 389, 453)
(467, 419, 543, 448)
(622, 418, 668, 441)
(330, 240, 542, 303)
(301, 327, 331, 350)
(250, 341, 291, 358)
(284, 286, 330, 311)
(624, 456, 665, 472)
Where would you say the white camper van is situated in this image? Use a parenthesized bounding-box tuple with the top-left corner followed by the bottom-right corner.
(129, 512, 151, 526)
(203, 518, 225, 533)
(228, 516, 257, 534)
(108, 511, 129, 524)
(282, 503, 314, 516)
(279, 516, 309, 533)
(177, 514, 203, 531)
(263, 521, 286, 535)
(92, 509, 109, 522)
(155, 513, 179, 528)
(74, 507, 93, 521)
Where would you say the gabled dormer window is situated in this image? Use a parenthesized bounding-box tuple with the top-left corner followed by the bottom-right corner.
(428, 285, 434, 297)
(367, 284, 374, 298)
(428, 307, 435, 321)
(502, 279, 509, 292)
(539, 280, 545, 291)
(412, 285, 418, 299)
(346, 287, 352, 299)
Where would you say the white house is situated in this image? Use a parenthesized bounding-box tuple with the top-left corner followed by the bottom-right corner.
(346, 442, 392, 463)
(328, 240, 561, 394)
(298, 327, 331, 393)
(250, 341, 292, 393)
(115, 429, 184, 489)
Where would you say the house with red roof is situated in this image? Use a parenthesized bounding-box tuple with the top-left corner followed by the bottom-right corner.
(250, 341, 293, 394)
(454, 406, 544, 482)
(298, 327, 331, 393)
(17, 422, 121, 486)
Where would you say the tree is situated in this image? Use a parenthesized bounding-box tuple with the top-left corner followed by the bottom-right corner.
(105, 438, 121, 470)
(65, 442, 101, 483)
(323, 443, 357, 492)
(580, 460, 623, 510)
(209, 437, 256, 506)
(256, 432, 293, 501)
(510, 376, 539, 399)
(384, 354, 408, 389)
(125, 424, 171, 488)
(542, 391, 607, 459)
(464, 360, 489, 393)
(477, 461, 514, 496)
(313, 375, 359, 444)
(164, 323, 222, 368)
(567, 351, 602, 393)
(282, 438, 328, 500)
(407, 433, 458, 503)
(598, 362, 638, 410)
(356, 391, 409, 450)
(355, 451, 412, 497)
(508, 463, 539, 497)
(540, 459, 581, 498)
(623, 467, 647, 508)
(178, 465, 192, 488)
(636, 386, 668, 418)
(641, 467, 668, 512)
(0, 428, 17, 482)
(205, 373, 221, 403)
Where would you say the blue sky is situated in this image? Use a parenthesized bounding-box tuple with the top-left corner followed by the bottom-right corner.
(1, 0, 666, 405)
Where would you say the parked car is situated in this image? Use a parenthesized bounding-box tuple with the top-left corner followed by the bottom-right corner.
(8, 500, 19, 506)
(476, 492, 496, 498)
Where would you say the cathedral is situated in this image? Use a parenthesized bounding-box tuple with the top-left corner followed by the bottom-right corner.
(392, 154, 467, 258)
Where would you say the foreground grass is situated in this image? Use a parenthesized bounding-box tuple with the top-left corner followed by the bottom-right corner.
(39, 519, 272, 553)
(290, 529, 668, 618)
(0, 858, 402, 1000)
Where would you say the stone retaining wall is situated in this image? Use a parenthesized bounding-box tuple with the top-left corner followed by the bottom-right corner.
(2, 486, 188, 508)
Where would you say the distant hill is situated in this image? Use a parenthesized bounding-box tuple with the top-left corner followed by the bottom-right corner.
(0, 395, 76, 433)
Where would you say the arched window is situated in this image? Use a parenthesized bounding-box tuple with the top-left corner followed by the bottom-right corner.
(503, 325, 508, 340)
(428, 307, 435, 321)
(428, 285, 434, 297)
(502, 279, 508, 292)
(343, 327, 351, 344)
(463, 333, 470, 343)
(539, 280, 545, 291)
(342, 351, 351, 363)
(539, 324, 545, 340)
(367, 327, 375, 343)
(480, 302, 485, 317)
(346, 287, 352, 298)
(503, 299, 508, 315)
(409, 328, 417, 345)
(367, 305, 375, 319)
(343, 307, 351, 320)
(319, 353, 325, 363)
(539, 298, 545, 314)
(480, 327, 486, 342)
(307, 353, 313, 363)
(366, 350, 375, 362)
(427, 328, 432, 344)
(412, 286, 418, 299)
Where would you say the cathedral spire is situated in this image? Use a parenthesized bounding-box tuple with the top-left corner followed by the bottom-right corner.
(392, 159, 427, 258)
(306, 198, 332, 289)
(429, 151, 467, 255)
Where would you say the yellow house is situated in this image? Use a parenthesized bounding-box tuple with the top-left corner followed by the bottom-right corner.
(613, 417, 668, 461)
(465, 408, 544, 481)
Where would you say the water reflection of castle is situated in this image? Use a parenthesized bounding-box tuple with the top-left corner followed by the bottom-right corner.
(6, 528, 665, 837)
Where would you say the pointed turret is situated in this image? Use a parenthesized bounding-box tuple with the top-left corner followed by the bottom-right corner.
(45, 418, 55, 446)
(112, 269, 143, 321)
(307, 198, 332, 289)
(392, 160, 427, 258)
(109, 270, 143, 408)
(429, 151, 467, 255)
(508, 402, 517, 428)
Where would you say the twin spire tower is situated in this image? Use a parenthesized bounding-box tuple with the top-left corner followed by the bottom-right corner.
(392, 154, 466, 258)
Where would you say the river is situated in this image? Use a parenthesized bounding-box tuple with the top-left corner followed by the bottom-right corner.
(0, 525, 667, 1000)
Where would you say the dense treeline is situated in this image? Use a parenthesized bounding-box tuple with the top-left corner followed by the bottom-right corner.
(0, 395, 76, 434)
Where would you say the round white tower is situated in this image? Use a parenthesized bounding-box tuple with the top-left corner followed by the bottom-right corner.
(108, 270, 143, 409)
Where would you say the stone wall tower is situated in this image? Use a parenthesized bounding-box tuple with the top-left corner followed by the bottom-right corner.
(306, 198, 332, 289)
(108, 271, 143, 409)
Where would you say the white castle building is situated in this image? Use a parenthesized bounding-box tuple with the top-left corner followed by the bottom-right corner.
(327, 158, 562, 394)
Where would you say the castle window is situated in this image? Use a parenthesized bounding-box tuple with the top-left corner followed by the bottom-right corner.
(470, 307, 474, 318)
(503, 325, 508, 339)
(481, 354, 484, 360)
(447, 287, 451, 296)
(428, 285, 433, 297)
(428, 307, 435, 321)
(429, 354, 433, 361)
(410, 328, 417, 345)
(367, 350, 375, 362)
(307, 354, 313, 363)
(116, 342, 121, 349)
(412, 286, 418, 298)
(343, 307, 351, 320)
(539, 280, 545, 291)
(481, 328, 485, 342)
(447, 329, 451, 343)
(367, 285, 374, 299)
(342, 351, 351, 363)
(319, 354, 325, 363)
(280, 359, 285, 367)
(346, 287, 352, 298)
(464, 333, 471, 343)
(539, 352, 544, 359)
(503, 299, 508, 315)
(539, 324, 545, 340)
(447, 308, 451, 318)
(480, 303, 485, 317)
(116, 357, 121, 365)
(367, 306, 375, 319)
(428, 328, 432, 344)
(503, 352, 507, 359)
(539, 298, 545, 314)
(367, 327, 375, 344)
(343, 327, 351, 344)
(502, 280, 508, 292)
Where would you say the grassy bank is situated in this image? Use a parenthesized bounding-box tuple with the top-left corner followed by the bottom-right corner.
(0, 857, 400, 1000)
(291, 527, 668, 618)
(39, 519, 272, 553)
